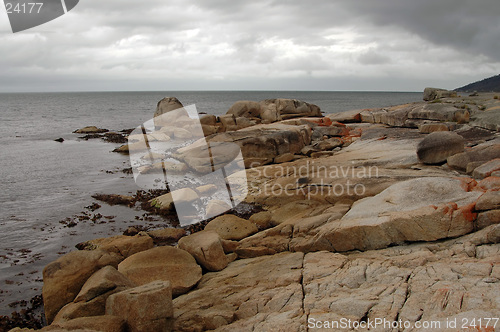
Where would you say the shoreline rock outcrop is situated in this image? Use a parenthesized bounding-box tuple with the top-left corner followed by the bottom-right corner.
(154, 97, 185, 128)
(15, 91, 500, 332)
(73, 126, 109, 134)
(423, 87, 457, 101)
(227, 98, 321, 123)
(42, 250, 123, 324)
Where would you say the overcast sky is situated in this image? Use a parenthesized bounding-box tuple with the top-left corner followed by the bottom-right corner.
(1, 0, 499, 92)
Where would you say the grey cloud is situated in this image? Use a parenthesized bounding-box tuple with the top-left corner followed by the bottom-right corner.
(0, 0, 499, 92)
(358, 49, 391, 65)
(214, 0, 500, 61)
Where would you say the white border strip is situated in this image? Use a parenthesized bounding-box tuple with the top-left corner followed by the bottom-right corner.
(60, 0, 68, 13)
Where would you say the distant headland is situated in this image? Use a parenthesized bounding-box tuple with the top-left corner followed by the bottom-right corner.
(456, 73, 500, 92)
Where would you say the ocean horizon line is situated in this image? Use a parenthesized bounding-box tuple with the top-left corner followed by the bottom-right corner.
(0, 89, 422, 94)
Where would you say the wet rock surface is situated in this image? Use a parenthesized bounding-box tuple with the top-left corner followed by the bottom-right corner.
(73, 126, 109, 134)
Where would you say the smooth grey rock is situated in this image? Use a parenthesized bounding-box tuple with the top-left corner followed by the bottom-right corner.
(472, 158, 500, 179)
(409, 104, 468, 122)
(417, 131, 465, 164)
(423, 87, 457, 101)
(470, 108, 500, 132)
(153, 97, 184, 127)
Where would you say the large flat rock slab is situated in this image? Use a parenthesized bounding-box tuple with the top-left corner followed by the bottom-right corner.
(342, 177, 479, 220)
(303, 177, 481, 252)
(305, 225, 500, 331)
(173, 252, 306, 331)
(470, 105, 500, 132)
(171, 225, 500, 331)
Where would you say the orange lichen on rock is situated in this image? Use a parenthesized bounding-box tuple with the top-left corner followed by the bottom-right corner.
(457, 202, 477, 222)
(454, 177, 478, 192)
(348, 128, 363, 137)
(304, 117, 333, 127)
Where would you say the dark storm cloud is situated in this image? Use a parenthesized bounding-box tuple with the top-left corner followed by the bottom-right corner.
(340, 0, 500, 61)
(0, 0, 499, 91)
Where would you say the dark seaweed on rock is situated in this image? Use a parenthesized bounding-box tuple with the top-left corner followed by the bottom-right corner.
(184, 202, 264, 235)
(122, 167, 133, 174)
(120, 128, 134, 135)
(0, 294, 44, 331)
(103, 132, 128, 144)
(78, 131, 128, 143)
(91, 193, 135, 206)
(229, 202, 264, 220)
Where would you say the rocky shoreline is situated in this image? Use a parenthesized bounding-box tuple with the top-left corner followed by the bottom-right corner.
(7, 89, 500, 331)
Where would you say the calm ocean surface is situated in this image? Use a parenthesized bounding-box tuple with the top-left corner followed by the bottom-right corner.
(0, 91, 422, 314)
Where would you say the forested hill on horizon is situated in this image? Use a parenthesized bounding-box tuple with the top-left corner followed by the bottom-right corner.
(455, 74, 500, 92)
